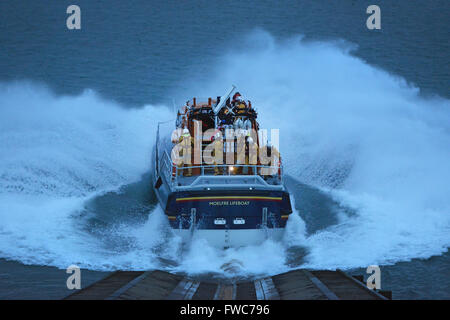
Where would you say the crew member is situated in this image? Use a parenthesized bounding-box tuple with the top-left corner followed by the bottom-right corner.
(211, 132, 223, 175)
(233, 99, 247, 116)
(243, 137, 258, 175)
(243, 119, 252, 130)
(178, 128, 193, 177)
(259, 142, 280, 177)
(232, 92, 242, 105)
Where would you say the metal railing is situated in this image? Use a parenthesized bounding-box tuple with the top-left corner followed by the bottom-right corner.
(158, 150, 283, 188)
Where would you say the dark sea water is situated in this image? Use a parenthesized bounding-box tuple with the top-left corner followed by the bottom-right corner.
(0, 1, 449, 299)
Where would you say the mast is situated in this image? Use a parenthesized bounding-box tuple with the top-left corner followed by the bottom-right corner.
(213, 85, 236, 127)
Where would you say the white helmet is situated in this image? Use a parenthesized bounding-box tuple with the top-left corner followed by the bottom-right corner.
(248, 137, 254, 144)
(233, 118, 241, 129)
(183, 128, 189, 135)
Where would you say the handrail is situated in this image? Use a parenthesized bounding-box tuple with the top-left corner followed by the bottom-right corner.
(160, 150, 173, 182)
(155, 119, 175, 176)
(158, 150, 283, 188)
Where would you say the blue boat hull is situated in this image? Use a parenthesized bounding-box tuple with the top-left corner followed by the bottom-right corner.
(151, 147, 294, 247)
(164, 190, 292, 230)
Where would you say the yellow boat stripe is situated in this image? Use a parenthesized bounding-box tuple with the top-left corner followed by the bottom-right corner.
(281, 215, 289, 219)
(176, 196, 282, 202)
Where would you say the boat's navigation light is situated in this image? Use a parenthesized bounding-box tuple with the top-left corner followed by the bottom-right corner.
(249, 187, 253, 190)
(229, 166, 235, 173)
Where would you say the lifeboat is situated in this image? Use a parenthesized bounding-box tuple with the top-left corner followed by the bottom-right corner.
(152, 86, 293, 248)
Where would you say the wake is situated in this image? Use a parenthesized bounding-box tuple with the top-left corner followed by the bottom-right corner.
(1, 30, 449, 274)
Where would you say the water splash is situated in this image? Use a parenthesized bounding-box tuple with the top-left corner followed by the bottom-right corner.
(1, 30, 449, 275)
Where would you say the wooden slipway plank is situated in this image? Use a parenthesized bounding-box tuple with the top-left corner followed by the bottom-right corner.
(254, 278, 280, 300)
(302, 270, 339, 300)
(192, 282, 218, 300)
(165, 278, 201, 300)
(337, 270, 388, 300)
(106, 271, 151, 300)
(236, 281, 257, 300)
(312, 270, 379, 300)
(64, 269, 389, 300)
(272, 270, 327, 300)
(65, 271, 144, 300)
(213, 284, 236, 300)
(118, 270, 184, 300)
